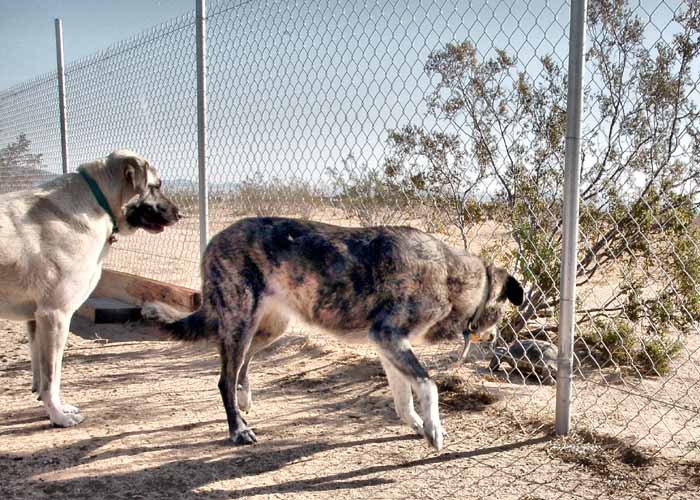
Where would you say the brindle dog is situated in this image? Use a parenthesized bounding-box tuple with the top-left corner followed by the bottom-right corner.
(144, 217, 523, 450)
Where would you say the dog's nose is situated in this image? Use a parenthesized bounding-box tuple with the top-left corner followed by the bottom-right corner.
(158, 203, 181, 222)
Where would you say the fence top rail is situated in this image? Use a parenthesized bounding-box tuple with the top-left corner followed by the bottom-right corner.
(0, 70, 57, 101)
(63, 12, 196, 77)
(1, 13, 198, 100)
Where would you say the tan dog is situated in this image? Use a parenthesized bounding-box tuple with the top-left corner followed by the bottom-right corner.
(0, 149, 180, 427)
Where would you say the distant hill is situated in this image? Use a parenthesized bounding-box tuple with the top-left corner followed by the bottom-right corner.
(165, 178, 242, 196)
(0, 172, 247, 198)
(0, 164, 57, 194)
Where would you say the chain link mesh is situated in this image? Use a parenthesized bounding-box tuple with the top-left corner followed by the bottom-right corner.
(1, 0, 699, 498)
(0, 72, 63, 192)
(63, 13, 201, 288)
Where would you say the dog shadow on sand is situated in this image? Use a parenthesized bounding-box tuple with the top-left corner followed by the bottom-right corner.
(4, 422, 550, 499)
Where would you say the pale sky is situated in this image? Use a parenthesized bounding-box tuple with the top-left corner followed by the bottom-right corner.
(0, 0, 682, 189)
(1, 0, 575, 185)
(0, 0, 193, 89)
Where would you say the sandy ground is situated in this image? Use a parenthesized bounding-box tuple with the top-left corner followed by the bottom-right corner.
(2, 204, 699, 499)
(1, 315, 699, 500)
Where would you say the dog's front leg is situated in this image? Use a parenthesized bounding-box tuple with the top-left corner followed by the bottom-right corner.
(236, 356, 253, 413)
(371, 325, 444, 451)
(27, 320, 41, 397)
(35, 310, 84, 427)
(378, 354, 424, 437)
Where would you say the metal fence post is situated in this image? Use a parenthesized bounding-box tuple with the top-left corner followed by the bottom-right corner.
(54, 18, 69, 174)
(196, 0, 209, 258)
(555, 0, 588, 436)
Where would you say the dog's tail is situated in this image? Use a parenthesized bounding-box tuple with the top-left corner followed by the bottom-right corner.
(141, 302, 217, 342)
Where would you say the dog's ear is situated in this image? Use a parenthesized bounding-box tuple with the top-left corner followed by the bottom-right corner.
(503, 275, 524, 306)
(123, 156, 147, 191)
(490, 265, 525, 306)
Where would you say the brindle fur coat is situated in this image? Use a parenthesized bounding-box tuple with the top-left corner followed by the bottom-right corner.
(144, 216, 524, 450)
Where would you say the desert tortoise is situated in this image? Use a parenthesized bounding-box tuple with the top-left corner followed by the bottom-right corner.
(489, 339, 558, 385)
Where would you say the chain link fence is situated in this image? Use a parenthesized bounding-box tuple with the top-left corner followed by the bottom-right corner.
(1, 0, 699, 498)
(0, 72, 63, 192)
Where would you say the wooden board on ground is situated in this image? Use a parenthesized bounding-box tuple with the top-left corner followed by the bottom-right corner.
(93, 269, 201, 312)
(76, 297, 142, 324)
(76, 270, 201, 324)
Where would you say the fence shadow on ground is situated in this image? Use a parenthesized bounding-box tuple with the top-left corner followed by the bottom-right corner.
(5, 429, 551, 499)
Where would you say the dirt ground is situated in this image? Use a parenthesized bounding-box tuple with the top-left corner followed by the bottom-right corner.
(2, 204, 699, 499)
(1, 315, 699, 500)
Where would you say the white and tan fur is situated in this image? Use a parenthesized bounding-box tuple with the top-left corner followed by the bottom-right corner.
(0, 149, 180, 427)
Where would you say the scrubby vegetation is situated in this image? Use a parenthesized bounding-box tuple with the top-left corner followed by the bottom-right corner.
(329, 0, 700, 376)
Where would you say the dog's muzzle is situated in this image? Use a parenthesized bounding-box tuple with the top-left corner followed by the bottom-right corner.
(125, 200, 181, 234)
(458, 322, 482, 363)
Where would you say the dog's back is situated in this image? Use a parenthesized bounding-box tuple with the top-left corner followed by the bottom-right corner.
(200, 217, 462, 337)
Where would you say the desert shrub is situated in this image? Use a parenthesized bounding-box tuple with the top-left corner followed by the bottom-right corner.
(0, 135, 48, 193)
(331, 0, 700, 379)
(0, 134, 43, 171)
(583, 319, 637, 367)
(635, 333, 684, 376)
(225, 176, 324, 219)
(328, 160, 409, 227)
(581, 320, 684, 375)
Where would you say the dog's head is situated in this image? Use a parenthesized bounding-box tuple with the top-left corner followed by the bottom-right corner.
(466, 264, 524, 336)
(108, 149, 181, 234)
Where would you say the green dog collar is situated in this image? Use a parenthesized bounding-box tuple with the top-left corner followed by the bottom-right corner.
(78, 167, 119, 235)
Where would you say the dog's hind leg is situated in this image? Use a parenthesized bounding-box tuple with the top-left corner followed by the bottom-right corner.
(237, 311, 289, 413)
(370, 311, 444, 451)
(205, 253, 267, 444)
(210, 276, 266, 444)
(217, 312, 261, 444)
(378, 354, 424, 437)
(35, 309, 84, 427)
(27, 320, 41, 397)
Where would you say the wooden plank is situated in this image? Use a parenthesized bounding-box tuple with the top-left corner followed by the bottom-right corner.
(92, 269, 201, 312)
(76, 297, 142, 323)
(76, 302, 96, 322)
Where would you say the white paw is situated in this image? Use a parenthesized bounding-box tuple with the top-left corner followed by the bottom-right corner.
(237, 384, 252, 412)
(411, 420, 426, 437)
(61, 403, 80, 414)
(399, 412, 424, 437)
(423, 420, 445, 451)
(140, 303, 160, 321)
(49, 410, 85, 428)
